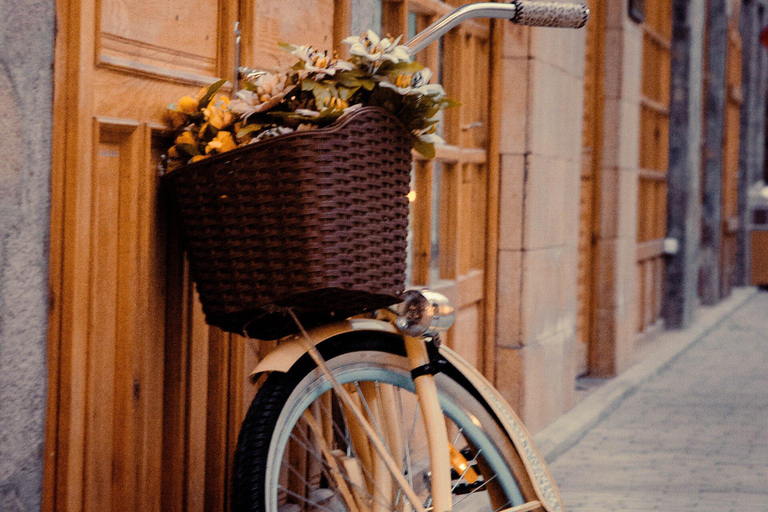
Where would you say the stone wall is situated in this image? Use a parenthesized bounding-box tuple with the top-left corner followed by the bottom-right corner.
(664, 0, 706, 328)
(0, 0, 54, 509)
(591, 0, 643, 377)
(494, 20, 586, 433)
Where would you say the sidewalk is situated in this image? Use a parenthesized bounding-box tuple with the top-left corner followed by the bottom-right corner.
(544, 290, 768, 511)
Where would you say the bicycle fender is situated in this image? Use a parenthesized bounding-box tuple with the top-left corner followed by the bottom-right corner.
(439, 345, 566, 512)
(248, 319, 399, 380)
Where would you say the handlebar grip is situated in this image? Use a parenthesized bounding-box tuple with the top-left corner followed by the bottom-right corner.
(511, 0, 590, 29)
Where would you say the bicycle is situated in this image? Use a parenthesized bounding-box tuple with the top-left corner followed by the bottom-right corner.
(230, 3, 589, 512)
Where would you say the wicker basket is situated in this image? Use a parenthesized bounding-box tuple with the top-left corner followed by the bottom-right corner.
(161, 107, 412, 340)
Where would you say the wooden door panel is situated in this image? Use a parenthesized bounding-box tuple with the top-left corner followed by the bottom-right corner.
(99, 0, 222, 77)
(243, 0, 336, 68)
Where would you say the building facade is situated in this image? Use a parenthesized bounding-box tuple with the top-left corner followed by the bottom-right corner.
(0, 0, 766, 510)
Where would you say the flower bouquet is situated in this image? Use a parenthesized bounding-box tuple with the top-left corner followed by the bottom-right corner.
(163, 30, 457, 172)
(160, 31, 457, 340)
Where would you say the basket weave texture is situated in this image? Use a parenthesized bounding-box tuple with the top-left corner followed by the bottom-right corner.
(162, 107, 412, 340)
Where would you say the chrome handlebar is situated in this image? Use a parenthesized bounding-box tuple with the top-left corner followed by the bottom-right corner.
(404, 1, 589, 55)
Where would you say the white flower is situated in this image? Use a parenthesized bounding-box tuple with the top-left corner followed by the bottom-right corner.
(229, 72, 290, 118)
(380, 67, 446, 97)
(344, 30, 412, 65)
(289, 45, 354, 76)
(251, 125, 295, 142)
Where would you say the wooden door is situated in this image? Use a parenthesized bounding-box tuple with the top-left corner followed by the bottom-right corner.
(45, 0, 342, 511)
(576, 0, 605, 375)
(402, 0, 494, 373)
(636, 0, 672, 333)
(719, 1, 743, 298)
(45, 0, 496, 510)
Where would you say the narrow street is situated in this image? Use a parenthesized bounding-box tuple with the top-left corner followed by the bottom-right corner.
(550, 291, 768, 512)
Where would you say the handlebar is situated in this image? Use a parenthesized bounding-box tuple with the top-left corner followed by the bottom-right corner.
(404, 1, 589, 55)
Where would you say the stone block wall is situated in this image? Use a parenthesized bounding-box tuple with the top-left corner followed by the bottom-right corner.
(0, 0, 55, 510)
(590, 1, 642, 376)
(494, 20, 586, 433)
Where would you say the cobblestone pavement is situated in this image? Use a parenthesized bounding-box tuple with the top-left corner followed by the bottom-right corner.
(549, 291, 768, 511)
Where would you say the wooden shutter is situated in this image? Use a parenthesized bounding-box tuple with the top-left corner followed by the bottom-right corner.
(399, 0, 495, 372)
(637, 0, 672, 333)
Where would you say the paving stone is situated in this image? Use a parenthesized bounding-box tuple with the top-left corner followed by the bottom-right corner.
(550, 292, 768, 511)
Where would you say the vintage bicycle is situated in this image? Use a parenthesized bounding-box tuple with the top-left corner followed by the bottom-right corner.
(225, 3, 590, 512)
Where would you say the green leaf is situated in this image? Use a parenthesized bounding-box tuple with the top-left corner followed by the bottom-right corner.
(336, 86, 359, 101)
(334, 73, 362, 88)
(441, 97, 462, 109)
(198, 79, 227, 109)
(236, 124, 265, 138)
(413, 139, 436, 159)
(315, 108, 344, 123)
(377, 61, 425, 77)
(302, 80, 336, 109)
(301, 79, 320, 92)
(176, 143, 201, 157)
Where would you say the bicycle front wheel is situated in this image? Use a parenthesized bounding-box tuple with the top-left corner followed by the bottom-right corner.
(232, 333, 530, 512)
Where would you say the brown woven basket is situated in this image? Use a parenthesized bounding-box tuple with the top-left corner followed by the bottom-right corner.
(161, 107, 412, 340)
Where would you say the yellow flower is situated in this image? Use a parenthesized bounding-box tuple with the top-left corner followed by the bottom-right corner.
(175, 131, 197, 146)
(178, 95, 198, 113)
(191, 155, 208, 163)
(205, 131, 237, 154)
(167, 146, 180, 158)
(203, 96, 234, 130)
(323, 97, 348, 110)
(167, 110, 188, 129)
(395, 74, 413, 88)
(207, 110, 224, 130)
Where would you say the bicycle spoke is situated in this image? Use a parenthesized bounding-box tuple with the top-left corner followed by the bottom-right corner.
(397, 387, 414, 488)
(452, 427, 465, 447)
(278, 485, 338, 512)
(452, 474, 498, 508)
(266, 368, 522, 512)
(354, 381, 392, 457)
(289, 430, 391, 510)
(317, 389, 394, 502)
(493, 500, 514, 512)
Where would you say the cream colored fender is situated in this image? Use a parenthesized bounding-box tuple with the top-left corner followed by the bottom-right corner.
(248, 322, 565, 512)
(249, 318, 398, 379)
(438, 346, 566, 512)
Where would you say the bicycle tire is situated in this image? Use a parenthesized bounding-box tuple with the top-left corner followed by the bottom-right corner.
(232, 332, 531, 512)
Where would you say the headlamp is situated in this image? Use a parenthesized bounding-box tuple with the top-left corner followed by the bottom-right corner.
(391, 289, 456, 337)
